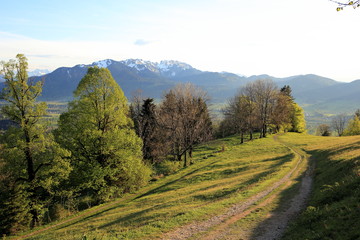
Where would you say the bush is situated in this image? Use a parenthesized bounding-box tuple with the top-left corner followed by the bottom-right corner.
(155, 161, 181, 176)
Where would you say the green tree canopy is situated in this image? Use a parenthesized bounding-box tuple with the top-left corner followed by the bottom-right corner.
(343, 115, 360, 136)
(290, 102, 306, 133)
(0, 54, 71, 233)
(55, 67, 151, 202)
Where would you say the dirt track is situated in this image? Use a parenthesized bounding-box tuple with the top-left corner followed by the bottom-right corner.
(161, 136, 313, 240)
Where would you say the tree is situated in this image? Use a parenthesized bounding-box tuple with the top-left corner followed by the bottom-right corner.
(343, 115, 360, 136)
(290, 102, 306, 133)
(0, 54, 71, 233)
(55, 67, 151, 202)
(332, 114, 347, 136)
(330, 0, 360, 11)
(317, 124, 331, 136)
(158, 83, 212, 167)
(223, 94, 257, 143)
(130, 98, 158, 163)
(355, 109, 360, 118)
(221, 82, 306, 140)
(271, 88, 293, 132)
(245, 79, 278, 138)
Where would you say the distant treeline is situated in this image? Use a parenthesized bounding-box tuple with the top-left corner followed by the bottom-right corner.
(316, 109, 360, 136)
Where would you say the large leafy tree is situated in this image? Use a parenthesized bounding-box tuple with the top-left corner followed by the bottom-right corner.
(55, 67, 151, 202)
(0, 54, 71, 233)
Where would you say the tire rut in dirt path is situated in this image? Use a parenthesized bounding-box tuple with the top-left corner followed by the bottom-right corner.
(253, 159, 314, 240)
(161, 136, 307, 240)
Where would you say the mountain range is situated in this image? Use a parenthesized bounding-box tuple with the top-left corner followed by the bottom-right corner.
(1, 59, 359, 115)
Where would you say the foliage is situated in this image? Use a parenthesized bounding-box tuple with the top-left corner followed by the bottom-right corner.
(221, 81, 306, 141)
(290, 102, 306, 133)
(158, 83, 213, 166)
(55, 67, 151, 202)
(331, 0, 360, 11)
(316, 124, 331, 136)
(15, 133, 300, 239)
(0, 54, 71, 234)
(331, 114, 347, 136)
(154, 160, 182, 176)
(130, 98, 159, 163)
(343, 115, 360, 136)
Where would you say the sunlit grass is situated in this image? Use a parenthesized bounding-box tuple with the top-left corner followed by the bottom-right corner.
(13, 134, 297, 240)
(13, 133, 360, 240)
(281, 133, 360, 240)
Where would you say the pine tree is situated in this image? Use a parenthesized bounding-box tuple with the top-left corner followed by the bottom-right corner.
(139, 98, 157, 163)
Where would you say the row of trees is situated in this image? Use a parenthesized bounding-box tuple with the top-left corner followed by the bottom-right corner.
(0, 55, 307, 235)
(0, 55, 152, 234)
(0, 55, 213, 234)
(130, 83, 212, 167)
(219, 80, 305, 142)
(318, 110, 360, 136)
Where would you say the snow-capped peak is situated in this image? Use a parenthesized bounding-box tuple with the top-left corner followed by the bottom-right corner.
(28, 69, 51, 77)
(122, 59, 159, 72)
(92, 59, 113, 68)
(157, 60, 192, 72)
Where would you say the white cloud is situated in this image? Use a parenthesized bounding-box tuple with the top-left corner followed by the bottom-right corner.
(1, 0, 360, 82)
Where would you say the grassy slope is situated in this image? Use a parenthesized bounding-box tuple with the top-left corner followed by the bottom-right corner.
(15, 135, 298, 240)
(281, 134, 360, 240)
(12, 133, 360, 240)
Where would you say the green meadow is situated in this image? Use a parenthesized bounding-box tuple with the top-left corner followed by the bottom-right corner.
(11, 133, 360, 240)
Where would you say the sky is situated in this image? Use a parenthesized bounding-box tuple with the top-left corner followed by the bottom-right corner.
(1, 0, 360, 82)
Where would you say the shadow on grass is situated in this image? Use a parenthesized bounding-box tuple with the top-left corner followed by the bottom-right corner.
(250, 144, 360, 240)
(51, 153, 294, 234)
(248, 166, 307, 240)
(133, 159, 221, 200)
(192, 169, 275, 201)
(96, 154, 294, 231)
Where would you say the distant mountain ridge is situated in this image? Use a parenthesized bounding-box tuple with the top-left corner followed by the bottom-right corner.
(0, 59, 358, 115)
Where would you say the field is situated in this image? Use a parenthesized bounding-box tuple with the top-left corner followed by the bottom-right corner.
(9, 133, 360, 240)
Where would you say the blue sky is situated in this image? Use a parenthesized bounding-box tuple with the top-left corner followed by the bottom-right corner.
(1, 0, 360, 82)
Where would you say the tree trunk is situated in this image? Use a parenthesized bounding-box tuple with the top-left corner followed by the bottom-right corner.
(240, 132, 244, 144)
(262, 124, 267, 138)
(183, 151, 187, 167)
(24, 129, 35, 182)
(189, 146, 193, 158)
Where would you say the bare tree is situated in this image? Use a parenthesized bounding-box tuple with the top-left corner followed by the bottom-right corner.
(317, 124, 331, 136)
(247, 79, 278, 138)
(159, 83, 212, 167)
(331, 114, 347, 136)
(223, 93, 257, 143)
